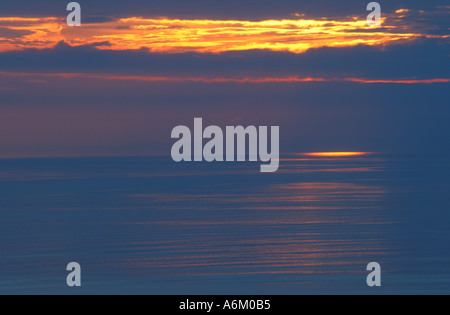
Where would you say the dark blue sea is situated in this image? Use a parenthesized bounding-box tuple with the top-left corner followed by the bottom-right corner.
(0, 154, 449, 294)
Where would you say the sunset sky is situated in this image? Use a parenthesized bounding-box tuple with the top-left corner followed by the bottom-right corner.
(0, 0, 448, 158)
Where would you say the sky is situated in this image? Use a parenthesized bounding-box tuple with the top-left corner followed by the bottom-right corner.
(0, 0, 448, 158)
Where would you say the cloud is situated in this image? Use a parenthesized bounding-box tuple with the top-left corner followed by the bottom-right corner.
(1, 9, 448, 53)
(0, 38, 448, 80)
(1, 71, 448, 85)
(1, 0, 449, 20)
(0, 27, 33, 38)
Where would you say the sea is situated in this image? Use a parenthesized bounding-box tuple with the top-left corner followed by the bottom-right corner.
(0, 154, 449, 294)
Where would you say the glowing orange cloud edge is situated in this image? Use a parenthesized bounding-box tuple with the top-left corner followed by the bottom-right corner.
(0, 14, 448, 54)
(0, 72, 448, 85)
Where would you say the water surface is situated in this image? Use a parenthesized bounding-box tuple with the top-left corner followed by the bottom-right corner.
(0, 154, 449, 294)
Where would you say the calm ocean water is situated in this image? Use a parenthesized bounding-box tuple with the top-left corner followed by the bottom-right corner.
(0, 154, 449, 294)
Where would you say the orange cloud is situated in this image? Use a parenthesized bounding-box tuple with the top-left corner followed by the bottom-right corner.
(1, 71, 448, 85)
(395, 9, 410, 14)
(0, 13, 448, 54)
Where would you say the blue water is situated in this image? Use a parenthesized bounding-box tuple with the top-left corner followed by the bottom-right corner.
(0, 155, 449, 294)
